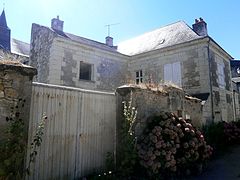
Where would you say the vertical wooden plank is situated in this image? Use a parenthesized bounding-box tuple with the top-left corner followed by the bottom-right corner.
(27, 83, 116, 179)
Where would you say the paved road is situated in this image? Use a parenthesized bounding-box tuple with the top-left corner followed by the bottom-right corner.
(192, 145, 240, 180)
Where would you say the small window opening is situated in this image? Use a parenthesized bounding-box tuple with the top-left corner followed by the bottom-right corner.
(136, 70, 143, 84)
(80, 62, 92, 81)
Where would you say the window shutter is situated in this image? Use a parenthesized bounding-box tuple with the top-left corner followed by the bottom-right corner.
(164, 64, 172, 83)
(172, 62, 181, 86)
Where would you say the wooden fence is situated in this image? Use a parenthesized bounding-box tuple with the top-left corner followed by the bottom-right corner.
(26, 83, 116, 179)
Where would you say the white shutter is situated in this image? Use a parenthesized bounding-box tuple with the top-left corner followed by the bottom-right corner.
(218, 63, 225, 88)
(172, 62, 181, 87)
(164, 64, 173, 83)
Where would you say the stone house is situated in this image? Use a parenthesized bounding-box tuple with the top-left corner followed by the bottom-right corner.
(29, 16, 237, 123)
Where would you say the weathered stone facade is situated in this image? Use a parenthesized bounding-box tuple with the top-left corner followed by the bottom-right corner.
(29, 18, 237, 124)
(127, 38, 235, 123)
(29, 24, 129, 92)
(0, 61, 36, 140)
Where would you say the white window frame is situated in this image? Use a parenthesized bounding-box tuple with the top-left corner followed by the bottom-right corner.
(164, 62, 182, 87)
(135, 70, 143, 84)
(217, 62, 225, 89)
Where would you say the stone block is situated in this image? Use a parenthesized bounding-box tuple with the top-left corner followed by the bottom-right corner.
(0, 83, 3, 91)
(4, 88, 18, 98)
(0, 91, 4, 98)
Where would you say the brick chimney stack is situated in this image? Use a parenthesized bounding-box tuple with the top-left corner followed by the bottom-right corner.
(105, 36, 113, 47)
(51, 15, 64, 31)
(192, 17, 208, 36)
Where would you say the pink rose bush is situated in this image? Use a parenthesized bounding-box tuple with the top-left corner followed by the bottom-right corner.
(137, 112, 213, 178)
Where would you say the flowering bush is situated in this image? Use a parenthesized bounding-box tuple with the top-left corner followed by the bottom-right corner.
(223, 121, 240, 144)
(203, 120, 240, 153)
(137, 112, 213, 178)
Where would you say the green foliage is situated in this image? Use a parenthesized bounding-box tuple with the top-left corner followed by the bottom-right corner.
(26, 114, 47, 175)
(203, 122, 226, 153)
(203, 120, 240, 155)
(117, 92, 139, 177)
(105, 152, 114, 172)
(0, 98, 47, 179)
(0, 99, 26, 179)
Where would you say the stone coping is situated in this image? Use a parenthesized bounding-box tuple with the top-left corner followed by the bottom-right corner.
(0, 63, 37, 77)
(116, 84, 201, 102)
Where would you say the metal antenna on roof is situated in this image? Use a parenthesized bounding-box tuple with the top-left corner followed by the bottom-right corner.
(3, 3, 5, 10)
(105, 23, 120, 37)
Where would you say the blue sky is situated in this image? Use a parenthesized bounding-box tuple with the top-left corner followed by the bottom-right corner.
(3, 0, 240, 58)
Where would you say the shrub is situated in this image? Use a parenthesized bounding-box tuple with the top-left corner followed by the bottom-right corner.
(203, 120, 240, 154)
(137, 112, 213, 179)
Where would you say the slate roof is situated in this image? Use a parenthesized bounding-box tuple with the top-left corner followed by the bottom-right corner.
(52, 28, 120, 54)
(0, 10, 8, 28)
(117, 21, 202, 56)
(11, 38, 30, 57)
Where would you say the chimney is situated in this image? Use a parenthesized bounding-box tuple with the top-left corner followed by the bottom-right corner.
(105, 36, 113, 47)
(51, 15, 64, 31)
(192, 17, 208, 36)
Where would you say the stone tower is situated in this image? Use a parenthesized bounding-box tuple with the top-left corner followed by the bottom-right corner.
(0, 9, 11, 51)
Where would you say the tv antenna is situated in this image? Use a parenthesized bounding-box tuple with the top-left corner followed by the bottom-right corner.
(105, 23, 120, 36)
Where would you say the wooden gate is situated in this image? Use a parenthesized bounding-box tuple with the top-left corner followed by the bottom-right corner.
(26, 83, 116, 179)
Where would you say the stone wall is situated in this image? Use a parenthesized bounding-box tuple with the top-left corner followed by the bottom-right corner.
(128, 39, 211, 94)
(29, 23, 57, 83)
(116, 84, 203, 138)
(209, 46, 234, 122)
(0, 61, 36, 140)
(128, 38, 235, 123)
(49, 37, 129, 91)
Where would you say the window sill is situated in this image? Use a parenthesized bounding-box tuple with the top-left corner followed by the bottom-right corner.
(79, 79, 95, 83)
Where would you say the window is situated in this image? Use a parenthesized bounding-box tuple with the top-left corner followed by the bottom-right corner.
(136, 70, 143, 84)
(164, 62, 181, 86)
(217, 63, 225, 88)
(79, 61, 92, 81)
